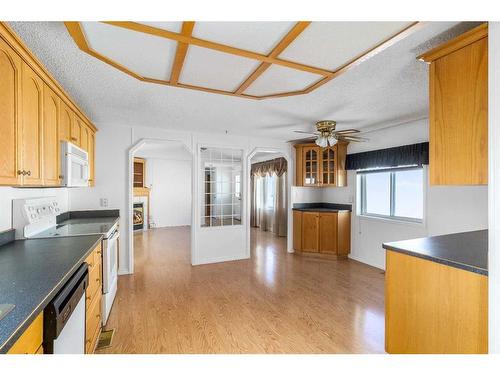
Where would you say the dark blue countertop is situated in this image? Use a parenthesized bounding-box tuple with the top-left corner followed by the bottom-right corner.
(383, 230, 488, 276)
(0, 234, 103, 353)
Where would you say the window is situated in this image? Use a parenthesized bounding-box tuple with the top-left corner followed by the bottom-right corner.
(200, 147, 243, 227)
(265, 174, 276, 210)
(359, 167, 424, 222)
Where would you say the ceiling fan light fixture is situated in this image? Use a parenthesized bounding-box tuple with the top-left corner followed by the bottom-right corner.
(315, 136, 328, 148)
(327, 135, 338, 147)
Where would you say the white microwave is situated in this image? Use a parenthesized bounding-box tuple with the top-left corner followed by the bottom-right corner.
(61, 141, 89, 187)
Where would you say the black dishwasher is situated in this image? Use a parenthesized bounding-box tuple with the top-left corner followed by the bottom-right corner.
(43, 263, 89, 354)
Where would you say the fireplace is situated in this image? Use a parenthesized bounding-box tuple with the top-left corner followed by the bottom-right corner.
(133, 203, 144, 231)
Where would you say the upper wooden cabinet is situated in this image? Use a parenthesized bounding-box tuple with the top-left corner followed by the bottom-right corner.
(419, 23, 488, 185)
(0, 22, 97, 187)
(0, 36, 22, 186)
(21, 62, 44, 186)
(294, 142, 348, 187)
(43, 83, 60, 186)
(133, 158, 146, 188)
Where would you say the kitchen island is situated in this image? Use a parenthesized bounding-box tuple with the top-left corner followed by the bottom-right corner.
(383, 230, 488, 354)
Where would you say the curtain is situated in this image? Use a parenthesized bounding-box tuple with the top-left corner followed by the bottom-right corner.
(346, 142, 429, 170)
(250, 157, 287, 237)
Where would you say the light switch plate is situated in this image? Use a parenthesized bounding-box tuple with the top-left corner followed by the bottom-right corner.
(100, 198, 108, 207)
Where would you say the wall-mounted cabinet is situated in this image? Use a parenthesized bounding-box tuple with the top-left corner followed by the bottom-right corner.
(293, 210, 351, 257)
(0, 22, 97, 187)
(294, 142, 348, 187)
(133, 158, 146, 188)
(419, 23, 488, 185)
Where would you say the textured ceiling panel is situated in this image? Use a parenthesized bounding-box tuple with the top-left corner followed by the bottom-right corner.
(179, 45, 261, 92)
(136, 22, 182, 33)
(280, 22, 413, 70)
(81, 22, 177, 81)
(243, 64, 322, 96)
(193, 22, 296, 54)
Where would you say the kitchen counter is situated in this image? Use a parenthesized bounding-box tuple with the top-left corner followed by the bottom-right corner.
(0, 233, 103, 353)
(292, 202, 352, 212)
(383, 229, 488, 275)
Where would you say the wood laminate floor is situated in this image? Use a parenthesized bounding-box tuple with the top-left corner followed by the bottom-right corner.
(98, 227, 385, 354)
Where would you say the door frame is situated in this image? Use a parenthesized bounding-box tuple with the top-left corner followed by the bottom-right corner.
(247, 147, 293, 254)
(126, 138, 194, 274)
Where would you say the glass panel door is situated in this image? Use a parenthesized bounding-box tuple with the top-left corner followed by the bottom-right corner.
(303, 147, 318, 185)
(321, 147, 335, 186)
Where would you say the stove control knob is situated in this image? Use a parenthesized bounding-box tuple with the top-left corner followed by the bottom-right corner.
(31, 214, 36, 219)
(36, 209, 41, 213)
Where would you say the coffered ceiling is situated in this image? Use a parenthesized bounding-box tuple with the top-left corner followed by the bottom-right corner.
(65, 21, 417, 99)
(8, 21, 481, 140)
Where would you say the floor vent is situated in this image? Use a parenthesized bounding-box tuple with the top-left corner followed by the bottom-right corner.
(96, 329, 115, 350)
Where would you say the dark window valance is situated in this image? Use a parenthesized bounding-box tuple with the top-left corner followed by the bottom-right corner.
(346, 142, 429, 171)
(251, 157, 287, 177)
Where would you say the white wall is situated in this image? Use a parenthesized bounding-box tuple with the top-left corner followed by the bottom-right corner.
(489, 21, 500, 353)
(0, 187, 69, 232)
(69, 124, 291, 273)
(146, 158, 192, 228)
(319, 118, 488, 270)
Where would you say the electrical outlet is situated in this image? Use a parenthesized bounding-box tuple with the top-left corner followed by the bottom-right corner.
(100, 198, 108, 207)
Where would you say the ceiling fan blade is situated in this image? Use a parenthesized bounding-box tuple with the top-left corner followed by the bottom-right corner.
(334, 129, 360, 134)
(287, 136, 316, 143)
(294, 130, 319, 135)
(338, 135, 369, 142)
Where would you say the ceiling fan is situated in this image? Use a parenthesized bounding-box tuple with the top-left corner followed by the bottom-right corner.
(294, 120, 368, 147)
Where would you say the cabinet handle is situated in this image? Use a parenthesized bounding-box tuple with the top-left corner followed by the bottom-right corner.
(86, 338, 91, 344)
(26, 170, 31, 176)
(86, 295, 91, 301)
(96, 278, 100, 283)
(17, 170, 23, 175)
(71, 137, 77, 141)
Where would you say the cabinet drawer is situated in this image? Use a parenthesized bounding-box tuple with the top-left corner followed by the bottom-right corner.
(86, 259, 102, 309)
(86, 317, 101, 354)
(86, 290, 102, 347)
(7, 312, 43, 354)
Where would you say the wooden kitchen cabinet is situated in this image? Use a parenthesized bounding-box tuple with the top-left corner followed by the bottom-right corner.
(293, 210, 351, 257)
(59, 99, 73, 142)
(419, 23, 488, 185)
(0, 22, 97, 187)
(0, 36, 22, 186)
(385, 250, 487, 353)
(20, 61, 44, 186)
(301, 211, 319, 252)
(85, 242, 103, 354)
(294, 142, 348, 187)
(7, 312, 43, 354)
(43, 83, 60, 186)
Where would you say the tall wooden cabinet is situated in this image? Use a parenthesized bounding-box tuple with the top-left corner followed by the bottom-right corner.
(0, 22, 97, 187)
(419, 23, 488, 185)
(294, 141, 348, 187)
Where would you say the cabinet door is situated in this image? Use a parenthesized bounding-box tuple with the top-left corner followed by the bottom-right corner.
(21, 62, 43, 185)
(71, 113, 82, 146)
(80, 123, 89, 152)
(430, 37, 488, 185)
(319, 212, 338, 254)
(302, 146, 320, 186)
(293, 210, 302, 251)
(337, 212, 351, 256)
(88, 130, 95, 186)
(301, 212, 319, 252)
(59, 100, 72, 142)
(0, 38, 22, 185)
(321, 147, 335, 186)
(42, 84, 60, 186)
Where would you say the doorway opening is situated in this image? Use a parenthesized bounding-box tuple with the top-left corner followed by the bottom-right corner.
(127, 139, 193, 274)
(248, 150, 290, 256)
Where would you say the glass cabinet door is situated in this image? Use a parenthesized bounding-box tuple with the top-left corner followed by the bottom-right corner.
(303, 147, 319, 185)
(322, 147, 335, 186)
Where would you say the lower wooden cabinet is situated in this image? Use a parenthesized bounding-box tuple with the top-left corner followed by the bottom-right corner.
(293, 210, 351, 256)
(385, 250, 487, 353)
(85, 242, 103, 354)
(7, 312, 43, 354)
